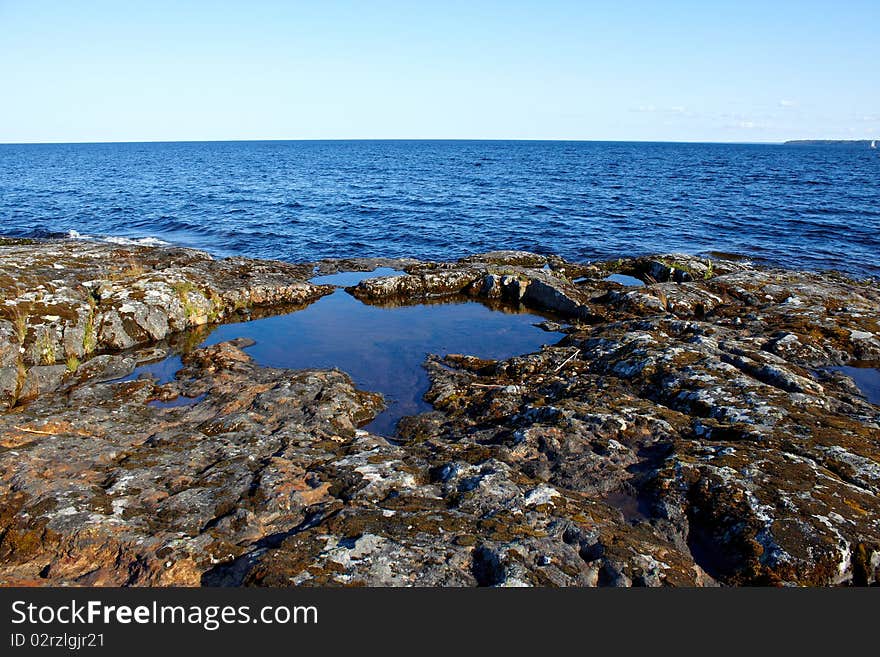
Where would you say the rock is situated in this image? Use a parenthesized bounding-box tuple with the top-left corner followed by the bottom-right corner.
(1, 243, 879, 587)
(608, 282, 726, 317)
(337, 250, 880, 585)
(72, 354, 137, 383)
(534, 320, 568, 333)
(0, 320, 20, 368)
(349, 269, 484, 302)
(313, 256, 419, 275)
(521, 276, 593, 319)
(0, 341, 384, 586)
(19, 365, 68, 402)
(459, 251, 553, 268)
(351, 260, 602, 323)
(0, 367, 19, 410)
(0, 238, 331, 373)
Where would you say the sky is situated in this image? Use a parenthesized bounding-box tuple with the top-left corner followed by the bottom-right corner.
(1, 0, 878, 143)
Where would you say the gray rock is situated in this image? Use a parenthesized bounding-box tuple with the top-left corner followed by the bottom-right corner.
(73, 354, 137, 383)
(521, 277, 592, 319)
(0, 238, 332, 403)
(0, 320, 20, 368)
(0, 367, 19, 410)
(19, 365, 68, 402)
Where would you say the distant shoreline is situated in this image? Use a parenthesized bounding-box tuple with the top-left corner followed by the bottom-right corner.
(784, 139, 876, 146)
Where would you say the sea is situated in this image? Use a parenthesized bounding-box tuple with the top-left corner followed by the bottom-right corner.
(1, 140, 878, 278)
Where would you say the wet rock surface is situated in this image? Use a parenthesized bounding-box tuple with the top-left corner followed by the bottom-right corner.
(1, 240, 878, 586)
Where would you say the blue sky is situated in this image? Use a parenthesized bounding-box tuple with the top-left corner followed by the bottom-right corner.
(1, 0, 878, 143)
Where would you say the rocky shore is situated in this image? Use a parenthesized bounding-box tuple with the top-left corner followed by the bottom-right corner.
(1, 237, 878, 586)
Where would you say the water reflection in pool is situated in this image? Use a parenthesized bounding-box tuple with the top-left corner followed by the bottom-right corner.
(131, 268, 563, 435)
(829, 364, 880, 406)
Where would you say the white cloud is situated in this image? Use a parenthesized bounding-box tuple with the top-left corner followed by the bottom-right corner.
(631, 104, 690, 116)
(723, 120, 767, 130)
(779, 99, 797, 107)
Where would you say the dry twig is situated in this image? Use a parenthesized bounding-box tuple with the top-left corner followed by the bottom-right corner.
(553, 348, 580, 373)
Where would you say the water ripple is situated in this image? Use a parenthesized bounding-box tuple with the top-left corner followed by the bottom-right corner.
(0, 140, 878, 278)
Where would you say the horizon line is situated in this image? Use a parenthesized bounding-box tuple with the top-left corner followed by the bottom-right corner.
(0, 137, 800, 146)
(2, 137, 876, 147)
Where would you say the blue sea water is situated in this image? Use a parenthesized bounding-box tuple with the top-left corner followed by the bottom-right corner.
(1, 140, 878, 277)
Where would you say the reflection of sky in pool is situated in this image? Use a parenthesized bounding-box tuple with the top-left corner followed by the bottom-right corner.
(604, 273, 645, 287)
(129, 268, 561, 435)
(122, 355, 183, 385)
(573, 273, 644, 287)
(829, 365, 880, 406)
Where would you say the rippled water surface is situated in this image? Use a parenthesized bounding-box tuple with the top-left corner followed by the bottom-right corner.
(1, 140, 878, 277)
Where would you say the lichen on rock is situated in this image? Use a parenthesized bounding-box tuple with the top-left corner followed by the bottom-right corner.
(0, 240, 878, 587)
